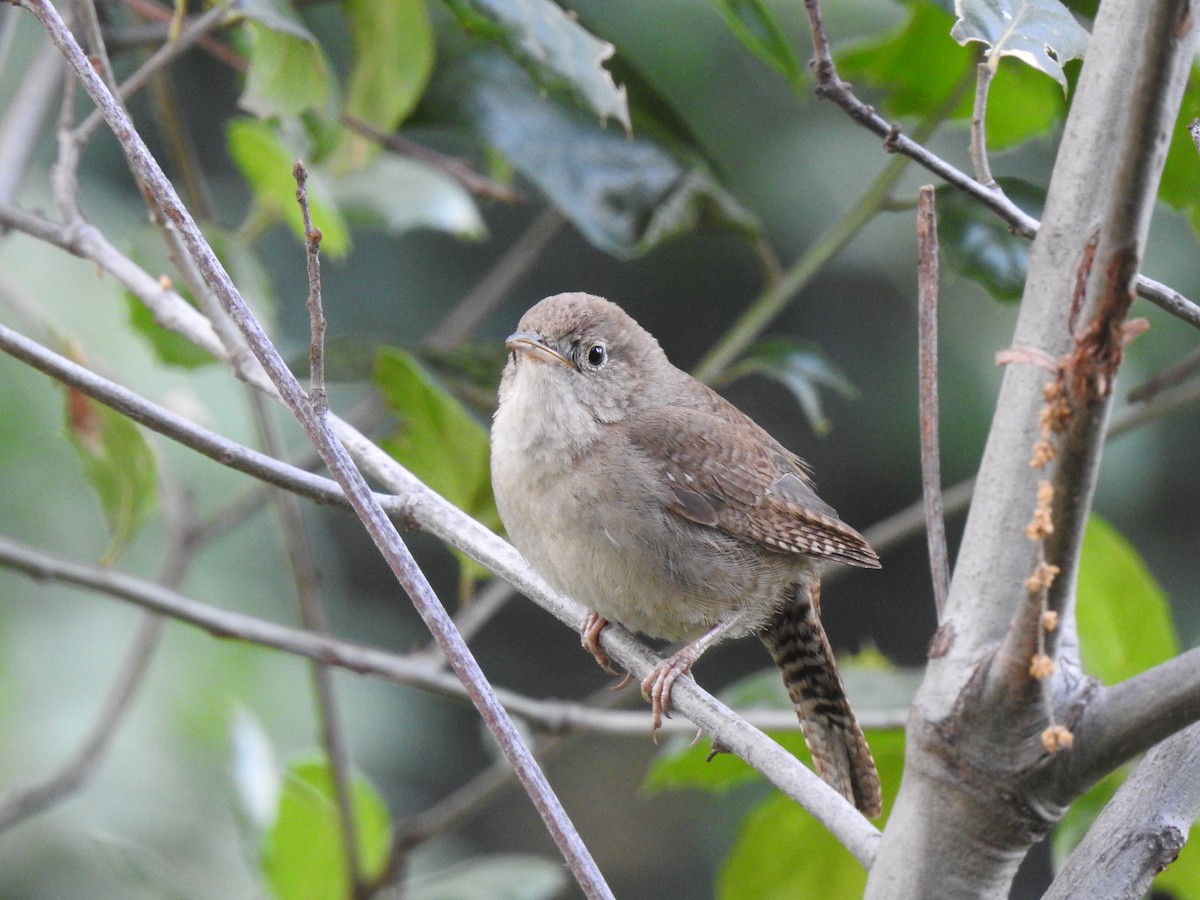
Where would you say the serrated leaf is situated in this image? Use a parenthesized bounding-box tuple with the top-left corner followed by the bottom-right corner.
(443, 0, 630, 131)
(1077, 515, 1177, 685)
(434, 48, 757, 257)
(261, 756, 393, 900)
(338, 0, 435, 168)
(713, 0, 804, 92)
(407, 854, 567, 900)
(716, 730, 905, 899)
(226, 118, 350, 257)
(718, 338, 858, 436)
(335, 156, 485, 239)
(937, 177, 1045, 302)
(64, 378, 158, 563)
(951, 0, 1089, 91)
(235, 0, 332, 118)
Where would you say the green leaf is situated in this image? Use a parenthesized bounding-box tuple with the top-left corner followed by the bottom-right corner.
(261, 756, 393, 900)
(226, 118, 351, 257)
(718, 338, 858, 436)
(375, 348, 499, 584)
(407, 854, 567, 900)
(646, 651, 914, 795)
(712, 0, 805, 92)
(985, 54, 1066, 148)
(433, 48, 757, 257)
(124, 291, 216, 369)
(339, 0, 435, 167)
(1077, 515, 1177, 685)
(1157, 68, 1200, 240)
(839, 1, 973, 120)
(716, 729, 905, 899)
(64, 377, 158, 563)
(442, 0, 630, 131)
(335, 156, 486, 239)
(235, 0, 333, 119)
(937, 177, 1045, 302)
(951, 0, 1089, 91)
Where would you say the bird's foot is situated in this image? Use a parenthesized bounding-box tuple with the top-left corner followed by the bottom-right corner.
(641, 645, 703, 743)
(580, 612, 621, 676)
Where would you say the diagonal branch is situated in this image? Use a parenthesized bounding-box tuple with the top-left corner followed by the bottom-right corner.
(18, 2, 611, 893)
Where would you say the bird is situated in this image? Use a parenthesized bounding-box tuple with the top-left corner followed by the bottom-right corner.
(489, 292, 882, 816)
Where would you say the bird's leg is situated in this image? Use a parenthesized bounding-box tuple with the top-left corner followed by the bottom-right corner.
(641, 615, 745, 740)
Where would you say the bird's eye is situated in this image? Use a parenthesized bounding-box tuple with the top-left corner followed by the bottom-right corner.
(585, 343, 607, 367)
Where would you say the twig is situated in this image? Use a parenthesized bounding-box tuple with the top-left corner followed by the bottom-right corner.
(425, 207, 565, 351)
(969, 62, 997, 188)
(296, 162, 328, 416)
(20, 4, 612, 894)
(279, 164, 359, 892)
(800, 0, 1200, 332)
(341, 115, 521, 204)
(1126, 345, 1200, 402)
(916, 186, 950, 618)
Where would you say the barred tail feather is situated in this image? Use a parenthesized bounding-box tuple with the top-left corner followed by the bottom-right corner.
(760, 589, 882, 818)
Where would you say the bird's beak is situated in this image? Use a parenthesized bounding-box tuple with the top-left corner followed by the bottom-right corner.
(506, 332, 577, 370)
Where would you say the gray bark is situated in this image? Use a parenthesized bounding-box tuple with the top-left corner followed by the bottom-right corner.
(864, 1, 1199, 896)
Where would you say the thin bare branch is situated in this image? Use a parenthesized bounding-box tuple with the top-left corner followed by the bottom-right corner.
(916, 185, 949, 618)
(295, 162, 328, 416)
(0, 41, 62, 206)
(341, 115, 521, 204)
(969, 62, 997, 188)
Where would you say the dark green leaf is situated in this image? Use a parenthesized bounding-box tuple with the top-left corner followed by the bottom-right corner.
(375, 349, 499, 584)
(712, 0, 805, 92)
(937, 177, 1045, 302)
(951, 0, 1089, 91)
(1077, 515, 1177, 685)
(261, 756, 392, 900)
(226, 118, 351, 257)
(407, 854, 567, 899)
(718, 338, 858, 436)
(64, 377, 158, 563)
(234, 0, 332, 119)
(431, 47, 758, 257)
(442, 0, 630, 131)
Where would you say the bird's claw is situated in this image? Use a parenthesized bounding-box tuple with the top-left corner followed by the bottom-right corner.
(580, 612, 620, 676)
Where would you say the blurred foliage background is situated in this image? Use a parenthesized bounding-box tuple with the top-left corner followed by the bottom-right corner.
(0, 0, 1197, 897)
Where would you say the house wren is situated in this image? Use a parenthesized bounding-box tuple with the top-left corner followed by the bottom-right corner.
(490, 293, 882, 816)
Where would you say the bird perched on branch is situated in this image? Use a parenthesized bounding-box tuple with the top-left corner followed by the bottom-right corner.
(490, 292, 882, 817)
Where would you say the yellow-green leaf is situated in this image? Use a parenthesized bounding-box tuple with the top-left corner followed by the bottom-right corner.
(261, 756, 393, 899)
(1077, 515, 1177, 685)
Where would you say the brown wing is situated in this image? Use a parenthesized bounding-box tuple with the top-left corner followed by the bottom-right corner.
(626, 403, 880, 569)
